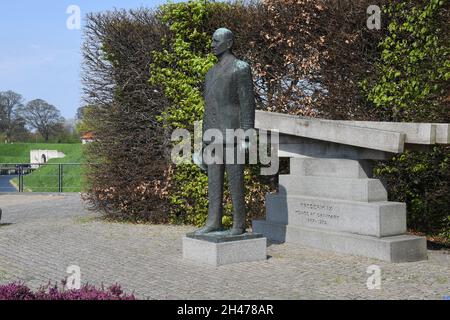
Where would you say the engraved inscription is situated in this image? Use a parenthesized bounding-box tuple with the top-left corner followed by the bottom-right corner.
(295, 202, 340, 226)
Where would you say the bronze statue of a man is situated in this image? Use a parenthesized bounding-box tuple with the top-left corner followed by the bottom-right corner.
(194, 28, 256, 236)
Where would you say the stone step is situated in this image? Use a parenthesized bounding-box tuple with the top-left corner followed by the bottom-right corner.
(290, 158, 373, 178)
(265, 194, 406, 237)
(252, 220, 427, 262)
(279, 175, 387, 202)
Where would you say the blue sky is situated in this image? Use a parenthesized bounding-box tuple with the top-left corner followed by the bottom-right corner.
(0, 0, 176, 119)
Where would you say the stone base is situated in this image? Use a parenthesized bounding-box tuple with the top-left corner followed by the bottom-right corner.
(265, 194, 406, 237)
(253, 220, 427, 263)
(182, 236, 267, 266)
(185, 231, 264, 243)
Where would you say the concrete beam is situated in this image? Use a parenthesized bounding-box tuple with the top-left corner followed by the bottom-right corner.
(331, 121, 449, 145)
(278, 134, 392, 160)
(256, 111, 405, 153)
(435, 124, 450, 144)
(328, 120, 436, 145)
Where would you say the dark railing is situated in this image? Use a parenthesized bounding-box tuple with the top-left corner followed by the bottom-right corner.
(0, 163, 84, 193)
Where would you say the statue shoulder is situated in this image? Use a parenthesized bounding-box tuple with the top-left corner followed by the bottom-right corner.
(205, 67, 214, 79)
(234, 59, 251, 73)
(233, 59, 253, 82)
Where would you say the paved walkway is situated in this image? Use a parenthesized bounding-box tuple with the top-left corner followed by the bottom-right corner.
(0, 176, 17, 192)
(0, 194, 448, 300)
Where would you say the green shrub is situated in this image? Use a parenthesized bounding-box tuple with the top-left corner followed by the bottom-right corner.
(365, 0, 449, 241)
(362, 0, 449, 122)
(375, 147, 450, 241)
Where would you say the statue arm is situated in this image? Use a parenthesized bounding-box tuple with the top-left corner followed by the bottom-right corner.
(193, 72, 210, 172)
(237, 64, 256, 131)
(201, 72, 210, 151)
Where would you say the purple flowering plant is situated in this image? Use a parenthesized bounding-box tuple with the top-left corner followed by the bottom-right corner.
(0, 281, 135, 300)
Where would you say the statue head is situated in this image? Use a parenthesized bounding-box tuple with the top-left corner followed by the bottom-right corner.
(211, 28, 234, 57)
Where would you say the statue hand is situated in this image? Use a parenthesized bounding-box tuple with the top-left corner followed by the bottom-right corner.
(240, 140, 251, 151)
(193, 151, 207, 172)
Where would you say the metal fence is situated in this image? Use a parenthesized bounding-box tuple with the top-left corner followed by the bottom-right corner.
(0, 163, 84, 193)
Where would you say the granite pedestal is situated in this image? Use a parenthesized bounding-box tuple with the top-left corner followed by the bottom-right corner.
(182, 232, 267, 266)
(253, 158, 428, 262)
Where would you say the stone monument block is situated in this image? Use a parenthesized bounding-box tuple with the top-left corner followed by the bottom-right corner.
(279, 175, 388, 202)
(264, 194, 406, 237)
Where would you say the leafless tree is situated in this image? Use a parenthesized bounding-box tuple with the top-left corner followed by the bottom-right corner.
(82, 9, 172, 222)
(19, 99, 65, 142)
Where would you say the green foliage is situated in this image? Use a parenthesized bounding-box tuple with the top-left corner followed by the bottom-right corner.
(168, 163, 209, 226)
(75, 106, 96, 135)
(362, 0, 450, 242)
(150, 0, 216, 130)
(362, 0, 449, 122)
(375, 147, 450, 241)
(150, 0, 217, 226)
(151, 1, 211, 224)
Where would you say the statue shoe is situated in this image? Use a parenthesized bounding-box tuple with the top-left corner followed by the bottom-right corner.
(227, 228, 246, 236)
(194, 225, 224, 235)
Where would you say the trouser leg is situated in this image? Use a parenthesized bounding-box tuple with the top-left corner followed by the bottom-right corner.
(226, 163, 246, 231)
(206, 163, 224, 228)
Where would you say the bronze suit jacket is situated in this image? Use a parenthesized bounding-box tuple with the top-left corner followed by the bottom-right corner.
(202, 54, 256, 146)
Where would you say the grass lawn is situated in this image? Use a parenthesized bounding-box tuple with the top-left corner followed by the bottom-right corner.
(0, 143, 85, 192)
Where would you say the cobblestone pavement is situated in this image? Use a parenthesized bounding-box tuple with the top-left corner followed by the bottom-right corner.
(0, 194, 449, 300)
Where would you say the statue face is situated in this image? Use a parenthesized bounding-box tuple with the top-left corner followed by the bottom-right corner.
(211, 30, 233, 57)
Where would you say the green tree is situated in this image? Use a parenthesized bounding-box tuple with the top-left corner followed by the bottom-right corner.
(0, 90, 28, 143)
(75, 105, 96, 135)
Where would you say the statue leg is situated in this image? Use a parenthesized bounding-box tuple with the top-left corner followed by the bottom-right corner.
(226, 163, 246, 235)
(195, 163, 224, 234)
